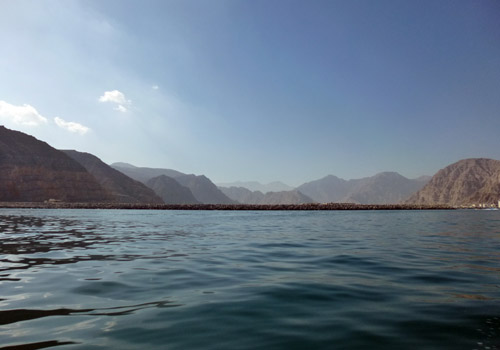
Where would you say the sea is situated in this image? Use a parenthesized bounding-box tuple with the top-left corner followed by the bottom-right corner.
(0, 209, 499, 350)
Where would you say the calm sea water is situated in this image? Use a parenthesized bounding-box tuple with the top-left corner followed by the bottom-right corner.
(0, 209, 499, 350)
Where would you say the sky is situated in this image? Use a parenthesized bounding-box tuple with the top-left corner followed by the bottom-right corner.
(0, 0, 499, 186)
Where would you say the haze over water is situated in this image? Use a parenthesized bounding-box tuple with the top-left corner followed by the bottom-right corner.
(0, 209, 499, 349)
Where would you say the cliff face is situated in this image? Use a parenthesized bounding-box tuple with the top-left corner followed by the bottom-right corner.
(405, 158, 500, 206)
(63, 150, 164, 204)
(0, 126, 112, 202)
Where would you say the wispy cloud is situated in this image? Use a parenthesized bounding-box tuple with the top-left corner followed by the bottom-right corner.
(0, 100, 48, 126)
(114, 105, 128, 113)
(54, 117, 90, 135)
(99, 90, 130, 112)
(152, 85, 159, 90)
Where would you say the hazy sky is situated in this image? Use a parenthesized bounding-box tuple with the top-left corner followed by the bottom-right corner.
(1, 0, 499, 186)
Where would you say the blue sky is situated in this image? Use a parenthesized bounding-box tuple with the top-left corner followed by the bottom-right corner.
(0, 0, 499, 186)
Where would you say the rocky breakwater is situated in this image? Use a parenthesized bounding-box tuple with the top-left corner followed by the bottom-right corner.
(0, 202, 454, 210)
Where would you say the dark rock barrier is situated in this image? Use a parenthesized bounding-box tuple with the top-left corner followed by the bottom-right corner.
(0, 202, 454, 210)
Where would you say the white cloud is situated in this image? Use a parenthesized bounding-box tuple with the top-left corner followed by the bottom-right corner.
(99, 90, 128, 104)
(54, 117, 90, 135)
(98, 90, 130, 113)
(0, 100, 48, 126)
(114, 105, 128, 113)
(152, 85, 159, 90)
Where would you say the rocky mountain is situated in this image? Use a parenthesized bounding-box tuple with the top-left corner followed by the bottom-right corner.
(63, 150, 163, 204)
(0, 126, 112, 202)
(258, 190, 314, 205)
(219, 186, 314, 204)
(174, 174, 236, 204)
(112, 163, 235, 204)
(219, 187, 265, 204)
(296, 175, 351, 203)
(405, 158, 500, 206)
(217, 181, 293, 193)
(146, 175, 199, 204)
(297, 172, 429, 204)
(111, 163, 184, 183)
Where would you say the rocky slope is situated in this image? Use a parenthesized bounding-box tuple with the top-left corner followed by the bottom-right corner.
(405, 158, 500, 206)
(297, 172, 429, 204)
(0, 126, 112, 202)
(63, 150, 163, 204)
(146, 175, 199, 204)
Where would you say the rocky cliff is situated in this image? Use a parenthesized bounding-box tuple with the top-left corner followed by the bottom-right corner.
(0, 126, 112, 202)
(405, 158, 500, 206)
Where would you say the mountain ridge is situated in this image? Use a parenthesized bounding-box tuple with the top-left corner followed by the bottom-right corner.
(405, 158, 500, 206)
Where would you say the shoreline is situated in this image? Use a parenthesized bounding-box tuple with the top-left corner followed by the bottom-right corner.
(0, 202, 455, 210)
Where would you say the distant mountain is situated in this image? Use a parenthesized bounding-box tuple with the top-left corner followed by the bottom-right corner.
(112, 163, 235, 204)
(259, 190, 315, 205)
(111, 163, 185, 183)
(219, 186, 265, 204)
(296, 175, 352, 203)
(146, 175, 199, 204)
(220, 186, 314, 204)
(297, 172, 429, 204)
(344, 172, 430, 204)
(0, 126, 112, 202)
(174, 174, 236, 204)
(63, 150, 163, 204)
(405, 158, 500, 206)
(217, 181, 293, 193)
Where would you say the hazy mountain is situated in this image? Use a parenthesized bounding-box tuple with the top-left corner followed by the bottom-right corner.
(146, 175, 199, 204)
(63, 150, 163, 204)
(174, 174, 236, 204)
(296, 175, 352, 203)
(220, 186, 314, 204)
(219, 186, 265, 204)
(217, 181, 293, 193)
(258, 190, 315, 205)
(112, 163, 235, 204)
(344, 172, 430, 204)
(0, 126, 112, 202)
(297, 172, 429, 204)
(405, 158, 500, 206)
(111, 163, 185, 183)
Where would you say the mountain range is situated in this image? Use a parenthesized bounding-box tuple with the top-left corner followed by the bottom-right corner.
(111, 163, 235, 204)
(296, 172, 430, 204)
(219, 186, 314, 205)
(1, 126, 499, 206)
(216, 181, 294, 193)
